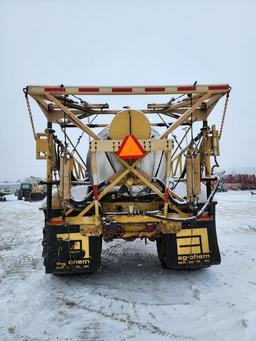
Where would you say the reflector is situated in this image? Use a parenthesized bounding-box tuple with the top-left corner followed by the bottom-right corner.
(117, 135, 144, 159)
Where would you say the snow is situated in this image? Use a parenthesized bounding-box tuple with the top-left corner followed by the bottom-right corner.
(0, 192, 256, 340)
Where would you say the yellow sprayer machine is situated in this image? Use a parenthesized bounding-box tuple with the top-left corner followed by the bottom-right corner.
(24, 84, 230, 274)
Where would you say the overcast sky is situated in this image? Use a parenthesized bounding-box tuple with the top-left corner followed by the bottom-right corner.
(0, 0, 255, 180)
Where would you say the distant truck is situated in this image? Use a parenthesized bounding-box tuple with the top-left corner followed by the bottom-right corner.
(16, 182, 46, 201)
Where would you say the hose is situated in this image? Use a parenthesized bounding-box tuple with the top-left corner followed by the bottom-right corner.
(69, 181, 107, 208)
(140, 211, 197, 223)
(138, 176, 220, 223)
(153, 177, 189, 208)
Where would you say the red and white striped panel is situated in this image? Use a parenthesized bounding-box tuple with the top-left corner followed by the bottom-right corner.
(27, 84, 230, 95)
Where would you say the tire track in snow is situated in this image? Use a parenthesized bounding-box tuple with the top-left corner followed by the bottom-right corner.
(60, 297, 194, 340)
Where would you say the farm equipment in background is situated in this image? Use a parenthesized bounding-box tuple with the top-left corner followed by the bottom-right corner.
(0, 188, 11, 201)
(16, 180, 47, 201)
(223, 174, 256, 190)
(16, 182, 32, 200)
(24, 83, 230, 274)
(30, 183, 47, 201)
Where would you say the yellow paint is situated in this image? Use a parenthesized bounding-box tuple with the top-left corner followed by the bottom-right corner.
(36, 133, 48, 160)
(56, 232, 89, 258)
(110, 109, 151, 140)
(176, 228, 210, 255)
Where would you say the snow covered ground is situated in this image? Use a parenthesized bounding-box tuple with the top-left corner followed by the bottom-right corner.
(0, 192, 256, 341)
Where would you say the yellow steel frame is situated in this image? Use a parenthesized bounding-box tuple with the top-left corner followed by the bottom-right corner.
(27, 84, 230, 225)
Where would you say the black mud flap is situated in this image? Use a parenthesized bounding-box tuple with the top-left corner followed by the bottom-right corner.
(43, 224, 102, 274)
(157, 203, 221, 270)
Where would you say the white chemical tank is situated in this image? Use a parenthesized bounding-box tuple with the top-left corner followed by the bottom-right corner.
(86, 109, 166, 185)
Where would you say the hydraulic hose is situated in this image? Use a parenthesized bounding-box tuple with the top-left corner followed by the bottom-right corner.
(138, 176, 220, 223)
(153, 177, 190, 208)
(69, 181, 107, 208)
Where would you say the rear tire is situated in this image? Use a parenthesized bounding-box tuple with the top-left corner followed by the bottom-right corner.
(18, 191, 22, 200)
(156, 237, 169, 269)
(156, 235, 209, 271)
(43, 223, 103, 274)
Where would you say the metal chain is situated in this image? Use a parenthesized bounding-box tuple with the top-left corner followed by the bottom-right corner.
(219, 90, 230, 140)
(24, 89, 36, 140)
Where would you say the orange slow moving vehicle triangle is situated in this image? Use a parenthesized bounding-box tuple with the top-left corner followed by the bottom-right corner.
(117, 135, 144, 159)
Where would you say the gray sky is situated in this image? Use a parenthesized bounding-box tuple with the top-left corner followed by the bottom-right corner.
(0, 0, 255, 180)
